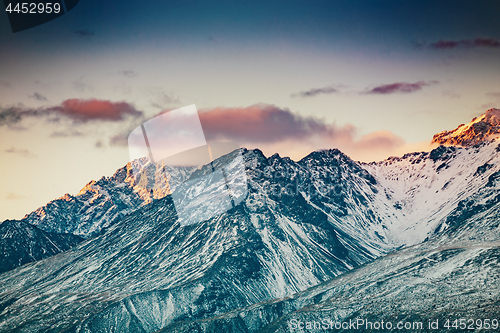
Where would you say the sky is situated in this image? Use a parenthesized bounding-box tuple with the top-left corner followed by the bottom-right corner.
(1, 0, 500, 221)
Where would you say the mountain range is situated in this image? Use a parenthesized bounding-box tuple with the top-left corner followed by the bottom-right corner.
(1, 108, 499, 332)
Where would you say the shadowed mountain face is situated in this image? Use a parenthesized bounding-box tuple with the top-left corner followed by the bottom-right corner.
(0, 220, 83, 274)
(1, 111, 500, 333)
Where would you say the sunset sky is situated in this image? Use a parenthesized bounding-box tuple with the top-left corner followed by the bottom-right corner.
(1, 0, 500, 221)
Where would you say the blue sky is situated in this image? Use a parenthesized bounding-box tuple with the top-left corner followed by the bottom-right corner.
(1, 0, 500, 220)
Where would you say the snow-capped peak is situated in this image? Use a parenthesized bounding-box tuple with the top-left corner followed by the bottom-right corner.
(432, 108, 500, 146)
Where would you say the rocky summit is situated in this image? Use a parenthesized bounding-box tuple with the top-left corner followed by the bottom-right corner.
(432, 108, 500, 147)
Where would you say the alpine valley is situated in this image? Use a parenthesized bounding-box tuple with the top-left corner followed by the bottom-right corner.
(1, 109, 500, 332)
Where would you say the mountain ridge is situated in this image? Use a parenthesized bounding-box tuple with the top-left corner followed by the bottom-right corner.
(1, 108, 500, 332)
(23, 158, 195, 238)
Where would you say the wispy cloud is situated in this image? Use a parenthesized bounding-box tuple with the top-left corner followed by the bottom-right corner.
(411, 41, 426, 49)
(0, 106, 42, 127)
(50, 130, 85, 137)
(486, 92, 500, 99)
(365, 81, 438, 95)
(6, 192, 26, 200)
(148, 88, 179, 109)
(29, 92, 48, 101)
(109, 122, 142, 147)
(292, 86, 338, 98)
(430, 38, 500, 50)
(73, 30, 95, 37)
(0, 99, 143, 127)
(109, 133, 129, 147)
(5, 147, 36, 158)
(120, 70, 137, 78)
(72, 77, 94, 92)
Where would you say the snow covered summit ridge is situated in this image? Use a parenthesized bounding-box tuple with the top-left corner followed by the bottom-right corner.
(432, 108, 500, 146)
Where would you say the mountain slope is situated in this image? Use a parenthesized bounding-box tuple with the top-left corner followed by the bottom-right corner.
(0, 159, 194, 275)
(162, 156, 500, 332)
(0, 149, 389, 333)
(0, 220, 82, 274)
(164, 241, 500, 333)
(363, 141, 500, 246)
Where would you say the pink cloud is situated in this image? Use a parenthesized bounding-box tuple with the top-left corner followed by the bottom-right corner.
(196, 104, 419, 162)
(199, 104, 332, 143)
(430, 38, 500, 50)
(366, 81, 437, 95)
(355, 131, 405, 151)
(50, 99, 142, 122)
(292, 86, 338, 97)
(0, 99, 142, 127)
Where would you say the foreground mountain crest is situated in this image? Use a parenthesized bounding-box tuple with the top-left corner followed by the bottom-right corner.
(432, 108, 500, 146)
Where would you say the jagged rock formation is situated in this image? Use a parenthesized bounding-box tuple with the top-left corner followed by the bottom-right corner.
(23, 158, 195, 238)
(432, 108, 500, 146)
